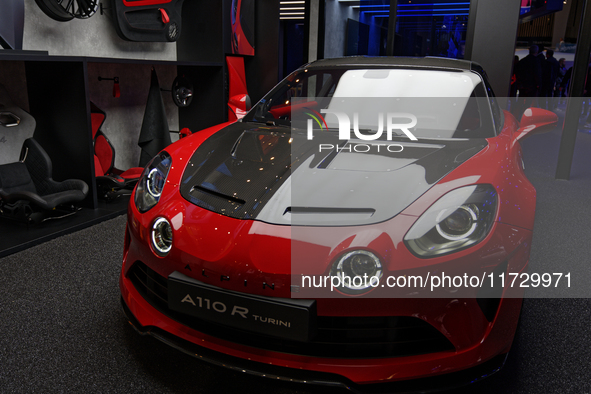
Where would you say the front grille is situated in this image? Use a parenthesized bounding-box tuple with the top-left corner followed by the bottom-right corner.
(128, 261, 455, 359)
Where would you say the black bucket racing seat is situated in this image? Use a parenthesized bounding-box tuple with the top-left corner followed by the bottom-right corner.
(0, 138, 89, 224)
(0, 84, 88, 224)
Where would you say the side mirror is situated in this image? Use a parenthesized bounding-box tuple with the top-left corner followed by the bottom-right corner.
(228, 94, 251, 120)
(229, 94, 251, 110)
(515, 107, 558, 141)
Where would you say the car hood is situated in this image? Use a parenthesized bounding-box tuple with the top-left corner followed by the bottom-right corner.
(179, 122, 487, 226)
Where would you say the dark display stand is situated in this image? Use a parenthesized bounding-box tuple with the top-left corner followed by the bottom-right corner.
(25, 60, 97, 209)
(0, 4, 228, 257)
(0, 197, 129, 257)
(0, 0, 282, 257)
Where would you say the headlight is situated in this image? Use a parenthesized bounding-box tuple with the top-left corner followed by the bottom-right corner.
(134, 152, 172, 213)
(330, 250, 383, 295)
(404, 185, 497, 257)
(151, 217, 173, 256)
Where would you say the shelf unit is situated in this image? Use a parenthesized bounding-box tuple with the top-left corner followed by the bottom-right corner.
(0, 1, 229, 257)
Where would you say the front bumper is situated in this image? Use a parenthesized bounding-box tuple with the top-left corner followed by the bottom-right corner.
(121, 296, 509, 393)
(120, 248, 524, 386)
(121, 182, 529, 386)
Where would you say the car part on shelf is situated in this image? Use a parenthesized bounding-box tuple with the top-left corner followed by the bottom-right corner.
(0, 84, 88, 221)
(0, 84, 35, 165)
(0, 138, 88, 224)
(91, 102, 143, 201)
(109, 0, 185, 42)
(34, 0, 99, 22)
(171, 76, 193, 108)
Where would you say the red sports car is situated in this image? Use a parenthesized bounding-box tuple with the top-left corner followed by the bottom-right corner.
(120, 57, 557, 391)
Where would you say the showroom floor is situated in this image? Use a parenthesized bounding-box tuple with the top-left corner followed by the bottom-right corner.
(1, 104, 591, 393)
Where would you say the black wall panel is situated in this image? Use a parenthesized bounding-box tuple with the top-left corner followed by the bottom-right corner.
(178, 65, 226, 133)
(177, 1, 224, 63)
(24, 60, 96, 209)
(245, 1, 280, 104)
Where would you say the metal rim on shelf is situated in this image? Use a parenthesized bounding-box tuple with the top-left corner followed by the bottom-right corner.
(34, 0, 99, 22)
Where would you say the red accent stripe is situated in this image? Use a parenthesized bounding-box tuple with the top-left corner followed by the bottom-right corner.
(122, 0, 172, 7)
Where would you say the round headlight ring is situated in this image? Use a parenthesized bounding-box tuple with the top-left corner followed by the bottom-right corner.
(147, 168, 165, 198)
(436, 204, 478, 241)
(331, 250, 383, 295)
(151, 217, 173, 256)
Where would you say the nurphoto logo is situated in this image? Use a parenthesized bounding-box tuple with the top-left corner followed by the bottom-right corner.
(305, 109, 418, 153)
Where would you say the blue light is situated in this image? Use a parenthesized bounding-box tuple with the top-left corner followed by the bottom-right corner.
(374, 13, 469, 17)
(362, 10, 395, 14)
(399, 13, 469, 16)
(398, 2, 470, 5)
(358, 2, 470, 10)
(364, 8, 469, 14)
(357, 4, 390, 8)
(398, 8, 470, 11)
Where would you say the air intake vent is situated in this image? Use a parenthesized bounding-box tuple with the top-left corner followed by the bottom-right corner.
(129, 261, 455, 359)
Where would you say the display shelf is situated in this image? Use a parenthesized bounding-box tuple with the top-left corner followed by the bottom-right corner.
(0, 53, 224, 67)
(0, 1, 230, 257)
(0, 196, 130, 258)
(0, 49, 48, 57)
(0, 0, 282, 257)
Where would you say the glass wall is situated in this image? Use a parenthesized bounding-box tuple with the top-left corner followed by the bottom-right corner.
(324, 0, 470, 59)
(394, 1, 469, 58)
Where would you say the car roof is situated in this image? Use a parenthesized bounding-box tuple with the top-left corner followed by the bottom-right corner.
(302, 56, 482, 74)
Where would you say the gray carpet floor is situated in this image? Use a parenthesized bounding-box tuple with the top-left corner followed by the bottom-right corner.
(1, 105, 591, 393)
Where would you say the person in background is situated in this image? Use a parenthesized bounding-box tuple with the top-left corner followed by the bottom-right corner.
(514, 45, 542, 118)
(560, 66, 572, 102)
(536, 46, 546, 107)
(555, 58, 567, 106)
(557, 38, 565, 52)
(510, 55, 520, 112)
(583, 56, 591, 127)
(541, 49, 559, 110)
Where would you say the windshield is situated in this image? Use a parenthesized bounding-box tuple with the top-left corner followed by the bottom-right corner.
(243, 67, 497, 139)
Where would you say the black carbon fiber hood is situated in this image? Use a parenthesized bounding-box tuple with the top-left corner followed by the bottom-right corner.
(179, 121, 487, 226)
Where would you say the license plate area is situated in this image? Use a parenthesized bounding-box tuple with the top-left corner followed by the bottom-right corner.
(168, 271, 316, 342)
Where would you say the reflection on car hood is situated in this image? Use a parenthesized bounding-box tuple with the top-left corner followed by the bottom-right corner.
(179, 122, 487, 226)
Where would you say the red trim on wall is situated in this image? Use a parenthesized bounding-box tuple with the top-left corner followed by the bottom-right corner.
(122, 0, 172, 7)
